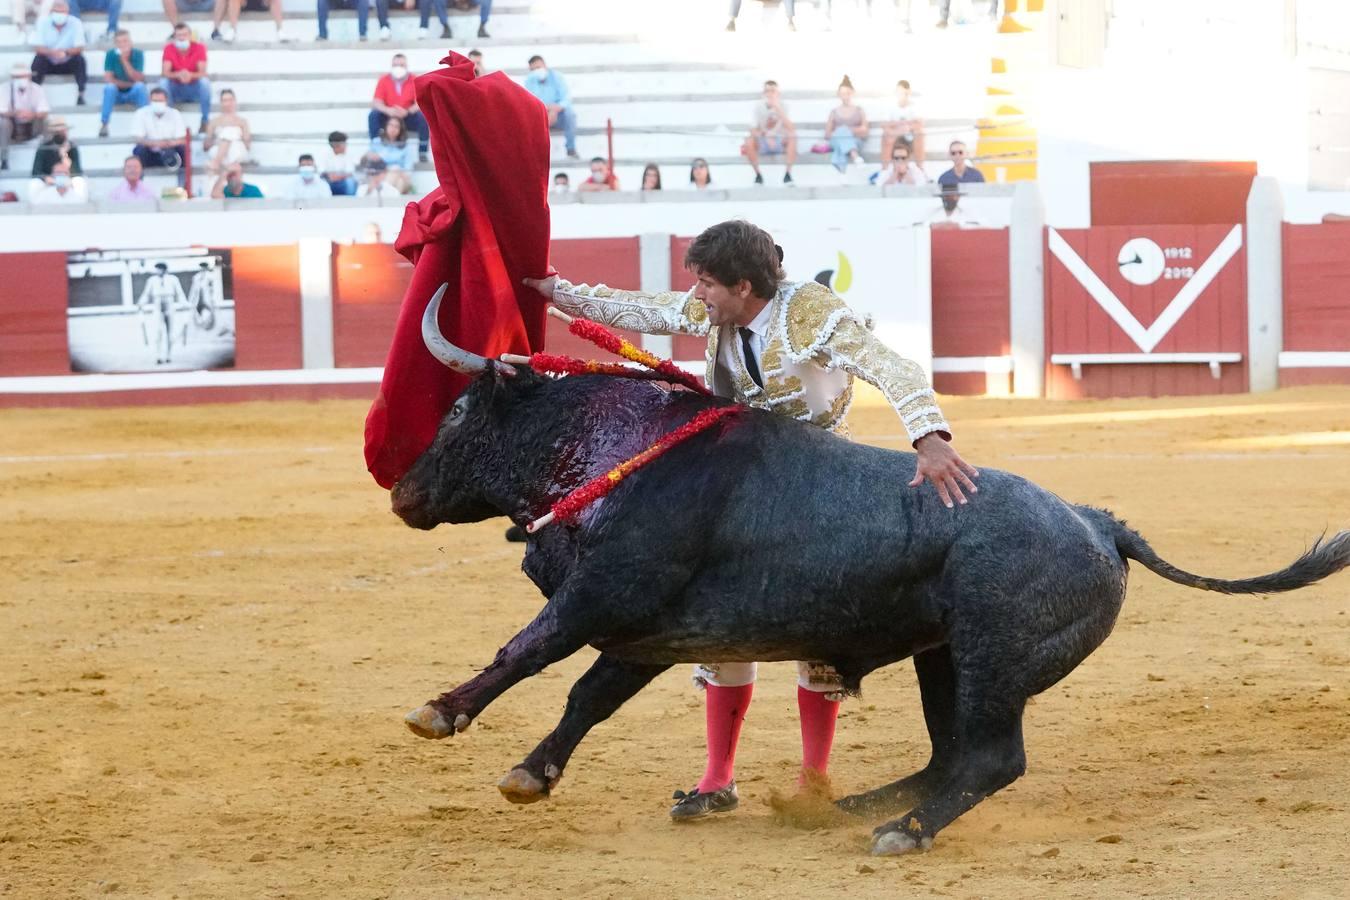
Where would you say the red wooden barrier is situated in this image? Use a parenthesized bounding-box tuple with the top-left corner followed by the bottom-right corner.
(332, 243, 414, 368)
(0, 252, 68, 376)
(1090, 161, 1257, 226)
(232, 245, 303, 370)
(1280, 223, 1350, 386)
(930, 228, 1010, 395)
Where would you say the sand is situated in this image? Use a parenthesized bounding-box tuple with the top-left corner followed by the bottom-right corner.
(1, 386, 1347, 899)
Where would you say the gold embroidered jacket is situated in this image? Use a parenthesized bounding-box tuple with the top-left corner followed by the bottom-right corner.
(551, 279, 950, 443)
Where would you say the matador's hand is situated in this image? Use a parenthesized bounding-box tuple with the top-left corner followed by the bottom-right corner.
(910, 433, 979, 509)
(522, 274, 559, 299)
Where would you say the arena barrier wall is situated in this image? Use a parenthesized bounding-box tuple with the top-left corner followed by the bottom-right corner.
(1280, 222, 1350, 387)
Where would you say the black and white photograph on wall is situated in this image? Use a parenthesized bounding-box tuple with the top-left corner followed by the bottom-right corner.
(66, 249, 236, 373)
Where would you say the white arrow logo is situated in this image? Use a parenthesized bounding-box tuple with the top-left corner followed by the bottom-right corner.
(1047, 225, 1243, 353)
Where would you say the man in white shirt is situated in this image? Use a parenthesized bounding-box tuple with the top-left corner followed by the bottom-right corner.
(131, 85, 187, 170)
(881, 79, 925, 168)
(356, 157, 400, 199)
(30, 1, 88, 106)
(293, 153, 333, 201)
(1, 61, 50, 171)
(925, 184, 979, 229)
(137, 261, 189, 365)
(320, 130, 356, 196)
(742, 79, 796, 186)
(29, 156, 87, 204)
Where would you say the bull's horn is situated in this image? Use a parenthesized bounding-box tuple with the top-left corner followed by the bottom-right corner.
(421, 283, 489, 374)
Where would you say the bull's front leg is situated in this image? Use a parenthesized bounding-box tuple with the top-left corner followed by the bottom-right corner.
(498, 653, 670, 804)
(405, 604, 583, 740)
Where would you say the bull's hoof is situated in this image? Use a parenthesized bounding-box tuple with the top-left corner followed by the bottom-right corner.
(404, 705, 456, 740)
(871, 830, 932, 856)
(498, 767, 550, 804)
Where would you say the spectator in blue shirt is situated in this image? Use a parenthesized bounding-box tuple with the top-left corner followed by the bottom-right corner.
(31, 1, 89, 106)
(936, 140, 986, 187)
(525, 54, 578, 160)
(365, 115, 416, 193)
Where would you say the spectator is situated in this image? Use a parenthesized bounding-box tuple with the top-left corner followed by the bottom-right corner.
(727, 0, 793, 32)
(317, 0, 391, 42)
(31, 114, 80, 178)
(369, 53, 429, 160)
(824, 74, 868, 173)
(11, 0, 49, 42)
(937, 139, 985, 187)
(743, 78, 795, 186)
(366, 115, 416, 192)
(467, 49, 484, 76)
(320, 130, 357, 196)
(358, 221, 383, 242)
(293, 153, 333, 200)
(211, 0, 292, 43)
(131, 86, 188, 170)
(30, 157, 88, 204)
(878, 142, 929, 185)
(415, 0, 452, 40)
(474, 0, 492, 38)
(525, 55, 578, 160)
(106, 154, 157, 202)
(880, 79, 924, 167)
(203, 87, 251, 174)
(31, 1, 89, 107)
(357, 157, 400, 199)
(160, 22, 211, 134)
(577, 156, 617, 192)
(641, 162, 661, 191)
(938, 0, 999, 29)
(68, 0, 121, 42)
(689, 157, 712, 190)
(1, 62, 51, 171)
(550, 171, 569, 195)
(926, 183, 978, 228)
(98, 29, 148, 138)
(159, 2, 220, 40)
(211, 161, 262, 198)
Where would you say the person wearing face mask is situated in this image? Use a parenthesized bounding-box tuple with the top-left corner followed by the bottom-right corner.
(31, 114, 82, 180)
(131, 86, 188, 172)
(550, 171, 569, 195)
(30, 156, 88, 204)
(524, 54, 578, 160)
(107, 155, 157, 203)
(369, 54, 430, 162)
(31, 1, 89, 108)
(293, 153, 333, 200)
(159, 22, 211, 135)
(1, 62, 51, 172)
(210, 161, 263, 199)
(577, 156, 617, 192)
(98, 29, 149, 139)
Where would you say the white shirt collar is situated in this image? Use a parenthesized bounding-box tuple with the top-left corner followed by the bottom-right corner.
(740, 298, 774, 337)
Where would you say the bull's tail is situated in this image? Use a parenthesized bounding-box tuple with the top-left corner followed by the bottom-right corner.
(1106, 515, 1350, 595)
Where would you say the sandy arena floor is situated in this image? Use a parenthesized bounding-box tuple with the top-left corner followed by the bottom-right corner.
(1, 386, 1347, 899)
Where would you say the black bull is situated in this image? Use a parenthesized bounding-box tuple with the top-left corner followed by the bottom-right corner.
(390, 291, 1350, 855)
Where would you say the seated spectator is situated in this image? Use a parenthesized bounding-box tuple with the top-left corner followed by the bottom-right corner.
(937, 140, 986, 187)
(875, 142, 929, 186)
(212, 0, 292, 43)
(577, 156, 617, 192)
(159, 22, 211, 134)
(67, 0, 121, 43)
(474, 0, 491, 38)
(320, 130, 357, 196)
(99, 29, 148, 138)
(926, 183, 979, 229)
(743, 79, 795, 185)
(415, 0, 452, 40)
(317, 0, 392, 42)
(467, 49, 484, 76)
(369, 54, 429, 160)
(107, 154, 157, 202)
(293, 153, 333, 200)
(550, 171, 569, 195)
(12, 0, 50, 42)
(689, 157, 712, 190)
(132, 86, 188, 170)
(203, 88, 251, 175)
(211, 161, 262, 198)
(1, 62, 51, 171)
(727, 0, 793, 32)
(641, 163, 661, 191)
(31, 114, 80, 178)
(881, 79, 924, 166)
(366, 115, 416, 192)
(356, 157, 401, 199)
(31, 2, 89, 107)
(160, 1, 221, 41)
(30, 157, 88, 204)
(358, 221, 383, 243)
(824, 75, 868, 173)
(525, 55, 578, 160)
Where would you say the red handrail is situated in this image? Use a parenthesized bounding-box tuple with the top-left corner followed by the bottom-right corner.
(182, 128, 192, 197)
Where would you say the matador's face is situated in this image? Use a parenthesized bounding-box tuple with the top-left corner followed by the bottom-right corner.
(693, 271, 760, 328)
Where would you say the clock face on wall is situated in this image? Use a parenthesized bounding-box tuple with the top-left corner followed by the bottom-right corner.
(1116, 237, 1166, 286)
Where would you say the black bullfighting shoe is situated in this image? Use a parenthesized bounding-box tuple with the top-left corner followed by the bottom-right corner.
(669, 782, 739, 821)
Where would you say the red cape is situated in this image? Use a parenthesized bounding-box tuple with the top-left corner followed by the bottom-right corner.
(364, 52, 551, 489)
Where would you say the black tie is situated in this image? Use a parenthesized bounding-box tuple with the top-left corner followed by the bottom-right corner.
(739, 328, 763, 389)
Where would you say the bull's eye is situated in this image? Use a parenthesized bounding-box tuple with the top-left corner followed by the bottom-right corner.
(448, 401, 467, 424)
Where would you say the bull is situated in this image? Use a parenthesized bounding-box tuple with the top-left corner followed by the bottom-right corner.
(393, 286, 1350, 855)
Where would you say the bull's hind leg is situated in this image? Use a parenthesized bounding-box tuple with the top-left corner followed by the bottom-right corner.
(838, 645, 960, 817)
(499, 654, 670, 803)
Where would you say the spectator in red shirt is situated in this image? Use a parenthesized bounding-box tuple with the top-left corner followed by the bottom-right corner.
(369, 53, 428, 161)
(158, 21, 210, 134)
